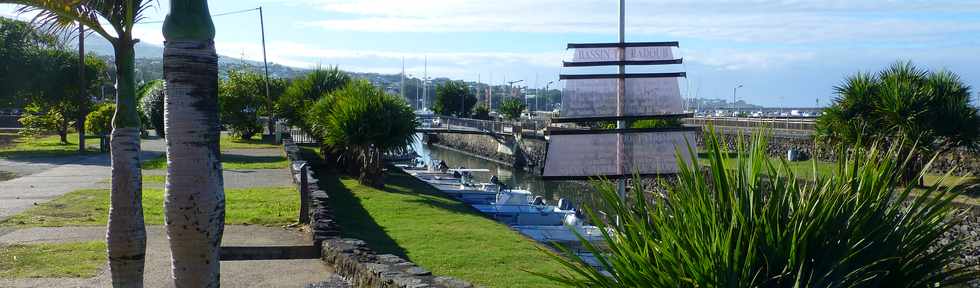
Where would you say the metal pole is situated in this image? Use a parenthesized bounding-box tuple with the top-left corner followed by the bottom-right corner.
(616, 0, 626, 202)
(259, 7, 277, 143)
(299, 163, 311, 224)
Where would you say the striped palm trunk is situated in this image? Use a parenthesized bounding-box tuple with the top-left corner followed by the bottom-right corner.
(163, 39, 225, 287)
(106, 38, 147, 287)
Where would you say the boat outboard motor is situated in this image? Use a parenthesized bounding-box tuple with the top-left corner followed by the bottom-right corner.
(452, 170, 462, 178)
(557, 198, 574, 211)
(489, 175, 500, 185)
(532, 196, 546, 206)
(438, 160, 449, 173)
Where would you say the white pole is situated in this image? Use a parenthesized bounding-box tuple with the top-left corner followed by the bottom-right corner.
(423, 56, 428, 112)
(617, 0, 627, 203)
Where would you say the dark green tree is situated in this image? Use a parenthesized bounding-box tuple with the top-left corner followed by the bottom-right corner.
(18, 49, 107, 144)
(472, 105, 491, 120)
(0, 17, 57, 108)
(498, 98, 526, 120)
(816, 61, 980, 179)
(276, 66, 350, 133)
(219, 69, 269, 139)
(432, 80, 477, 117)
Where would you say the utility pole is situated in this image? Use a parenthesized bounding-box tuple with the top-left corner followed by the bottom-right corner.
(258, 7, 276, 143)
(544, 81, 553, 112)
(78, 23, 87, 153)
(401, 57, 405, 101)
(423, 56, 428, 112)
(732, 84, 743, 118)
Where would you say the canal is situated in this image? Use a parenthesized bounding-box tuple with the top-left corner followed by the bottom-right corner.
(411, 135, 600, 210)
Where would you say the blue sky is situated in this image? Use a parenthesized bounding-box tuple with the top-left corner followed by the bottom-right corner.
(4, 0, 980, 107)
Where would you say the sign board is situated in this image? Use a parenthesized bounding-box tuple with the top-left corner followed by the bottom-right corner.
(560, 77, 684, 118)
(571, 46, 675, 62)
(541, 130, 696, 178)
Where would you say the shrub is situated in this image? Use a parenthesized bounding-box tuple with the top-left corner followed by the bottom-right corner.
(472, 105, 491, 120)
(276, 66, 350, 133)
(85, 103, 115, 136)
(539, 128, 978, 287)
(498, 98, 525, 120)
(17, 102, 62, 138)
(137, 80, 165, 137)
(308, 80, 418, 187)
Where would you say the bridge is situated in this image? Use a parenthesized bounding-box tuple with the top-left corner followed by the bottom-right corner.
(417, 115, 817, 139)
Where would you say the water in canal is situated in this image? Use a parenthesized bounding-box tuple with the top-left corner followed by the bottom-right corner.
(411, 135, 600, 210)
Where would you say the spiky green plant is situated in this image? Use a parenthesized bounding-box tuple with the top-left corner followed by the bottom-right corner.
(309, 80, 418, 187)
(538, 128, 977, 287)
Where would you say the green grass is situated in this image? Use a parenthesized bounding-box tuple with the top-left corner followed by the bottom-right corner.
(0, 241, 106, 278)
(141, 153, 288, 170)
(0, 133, 102, 158)
(0, 186, 299, 227)
(221, 134, 280, 150)
(321, 170, 566, 288)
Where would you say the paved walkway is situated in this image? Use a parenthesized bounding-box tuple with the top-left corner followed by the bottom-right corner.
(0, 226, 337, 288)
(0, 139, 347, 287)
(0, 138, 166, 220)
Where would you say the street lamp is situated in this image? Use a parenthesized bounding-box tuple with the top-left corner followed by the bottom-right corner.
(542, 81, 554, 112)
(732, 84, 743, 117)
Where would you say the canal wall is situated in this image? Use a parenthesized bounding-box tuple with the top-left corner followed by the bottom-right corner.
(429, 130, 980, 176)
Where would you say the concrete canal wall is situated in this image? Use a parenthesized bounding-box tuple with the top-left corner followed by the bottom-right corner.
(428, 130, 980, 176)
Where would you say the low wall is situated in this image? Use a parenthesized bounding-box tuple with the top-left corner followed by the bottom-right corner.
(430, 130, 980, 176)
(283, 139, 473, 288)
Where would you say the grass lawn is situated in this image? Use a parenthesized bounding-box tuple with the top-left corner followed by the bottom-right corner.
(0, 186, 299, 227)
(0, 241, 106, 278)
(0, 133, 102, 158)
(142, 153, 288, 170)
(221, 134, 280, 150)
(320, 170, 567, 288)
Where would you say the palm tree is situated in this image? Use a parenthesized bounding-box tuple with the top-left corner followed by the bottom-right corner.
(1, 1, 154, 286)
(816, 61, 980, 182)
(161, 0, 224, 286)
(310, 80, 418, 187)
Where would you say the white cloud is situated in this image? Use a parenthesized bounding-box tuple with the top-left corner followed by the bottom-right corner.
(294, 0, 980, 45)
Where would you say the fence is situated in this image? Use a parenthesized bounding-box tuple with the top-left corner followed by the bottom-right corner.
(419, 115, 549, 138)
(272, 120, 319, 144)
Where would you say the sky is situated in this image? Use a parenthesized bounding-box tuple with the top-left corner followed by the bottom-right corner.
(3, 0, 980, 107)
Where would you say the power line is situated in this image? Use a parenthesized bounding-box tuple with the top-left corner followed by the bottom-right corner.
(138, 7, 260, 24)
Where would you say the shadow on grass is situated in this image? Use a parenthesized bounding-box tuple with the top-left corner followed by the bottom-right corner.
(378, 171, 491, 217)
(316, 170, 410, 259)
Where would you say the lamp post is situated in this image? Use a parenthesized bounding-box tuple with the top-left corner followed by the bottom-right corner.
(542, 81, 553, 112)
(732, 84, 743, 118)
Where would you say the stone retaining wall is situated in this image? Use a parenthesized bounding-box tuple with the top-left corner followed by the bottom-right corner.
(284, 139, 474, 288)
(430, 130, 980, 176)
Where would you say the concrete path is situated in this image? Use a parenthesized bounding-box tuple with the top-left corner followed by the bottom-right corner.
(0, 138, 166, 220)
(0, 139, 347, 287)
(0, 226, 340, 288)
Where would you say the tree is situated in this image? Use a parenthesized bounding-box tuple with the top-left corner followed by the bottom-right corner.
(2, 1, 157, 285)
(138, 80, 166, 137)
(498, 98, 526, 120)
(309, 80, 418, 187)
(816, 61, 980, 181)
(0, 17, 57, 108)
(162, 0, 224, 286)
(276, 66, 350, 134)
(432, 80, 477, 117)
(17, 49, 106, 144)
(472, 105, 491, 120)
(539, 130, 978, 287)
(219, 69, 266, 139)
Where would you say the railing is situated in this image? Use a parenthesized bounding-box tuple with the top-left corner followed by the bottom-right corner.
(272, 120, 319, 144)
(417, 115, 549, 138)
(683, 116, 816, 131)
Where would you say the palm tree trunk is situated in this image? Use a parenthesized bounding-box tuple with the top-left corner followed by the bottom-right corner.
(163, 2, 222, 283)
(106, 38, 146, 287)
